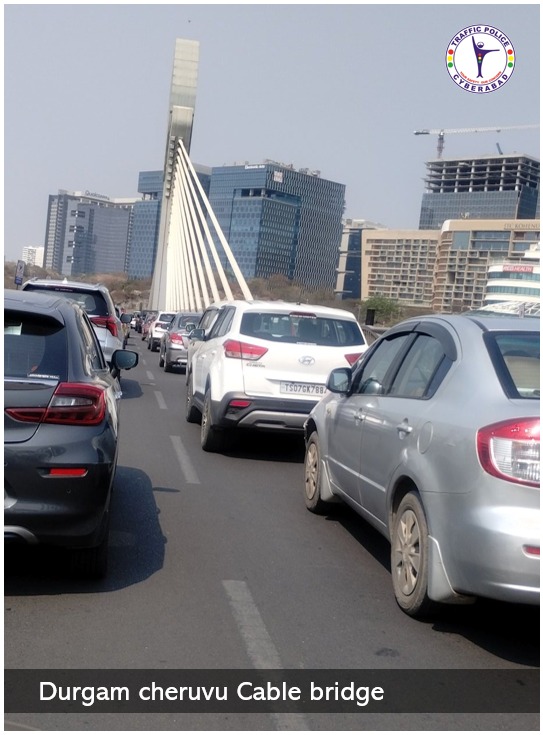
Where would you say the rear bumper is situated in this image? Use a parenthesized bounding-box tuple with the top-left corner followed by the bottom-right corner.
(213, 392, 319, 432)
(4, 427, 116, 548)
(424, 491, 540, 605)
(165, 345, 188, 365)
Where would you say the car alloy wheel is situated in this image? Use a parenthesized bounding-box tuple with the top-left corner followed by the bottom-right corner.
(391, 491, 435, 617)
(185, 374, 200, 423)
(201, 389, 223, 452)
(303, 432, 332, 514)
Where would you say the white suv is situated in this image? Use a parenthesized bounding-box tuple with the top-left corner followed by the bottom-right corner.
(20, 279, 127, 375)
(185, 300, 368, 452)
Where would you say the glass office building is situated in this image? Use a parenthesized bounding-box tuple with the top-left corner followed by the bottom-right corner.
(419, 154, 540, 229)
(127, 171, 163, 279)
(208, 162, 345, 289)
(44, 191, 135, 277)
(335, 219, 383, 300)
(127, 166, 211, 279)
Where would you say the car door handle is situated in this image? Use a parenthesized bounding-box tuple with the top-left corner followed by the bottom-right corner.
(397, 420, 413, 435)
(355, 409, 365, 424)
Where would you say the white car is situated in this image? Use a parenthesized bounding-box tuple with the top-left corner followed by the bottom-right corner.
(20, 279, 127, 377)
(185, 300, 369, 451)
(147, 311, 176, 352)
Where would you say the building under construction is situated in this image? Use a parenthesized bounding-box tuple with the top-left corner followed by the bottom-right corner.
(419, 153, 540, 229)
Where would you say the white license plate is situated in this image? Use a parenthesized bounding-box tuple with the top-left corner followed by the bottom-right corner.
(280, 382, 326, 395)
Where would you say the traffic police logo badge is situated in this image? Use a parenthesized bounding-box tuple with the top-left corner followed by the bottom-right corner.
(446, 25, 515, 94)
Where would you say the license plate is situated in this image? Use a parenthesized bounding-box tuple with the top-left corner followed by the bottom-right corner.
(280, 382, 326, 395)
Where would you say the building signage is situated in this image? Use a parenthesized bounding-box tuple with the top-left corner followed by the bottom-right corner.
(244, 165, 265, 170)
(84, 190, 110, 201)
(503, 222, 540, 230)
(503, 264, 534, 273)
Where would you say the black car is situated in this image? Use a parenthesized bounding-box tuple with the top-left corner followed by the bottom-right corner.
(4, 289, 138, 577)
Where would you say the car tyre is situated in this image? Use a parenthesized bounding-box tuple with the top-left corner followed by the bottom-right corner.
(201, 388, 223, 452)
(164, 361, 172, 373)
(391, 491, 435, 617)
(304, 432, 333, 514)
(159, 351, 165, 368)
(70, 514, 109, 579)
(185, 373, 200, 423)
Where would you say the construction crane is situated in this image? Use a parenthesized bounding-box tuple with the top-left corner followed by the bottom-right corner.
(413, 125, 539, 158)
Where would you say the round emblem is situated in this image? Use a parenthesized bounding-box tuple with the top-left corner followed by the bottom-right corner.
(299, 356, 315, 366)
(446, 25, 515, 94)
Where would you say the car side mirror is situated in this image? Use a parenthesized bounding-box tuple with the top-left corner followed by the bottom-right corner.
(111, 349, 139, 371)
(120, 313, 132, 324)
(184, 323, 196, 334)
(327, 367, 352, 394)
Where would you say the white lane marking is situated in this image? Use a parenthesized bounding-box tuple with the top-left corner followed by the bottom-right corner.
(154, 391, 167, 410)
(223, 580, 309, 731)
(146, 370, 154, 380)
(170, 435, 200, 485)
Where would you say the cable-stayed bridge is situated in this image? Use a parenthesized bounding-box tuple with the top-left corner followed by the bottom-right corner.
(149, 39, 252, 311)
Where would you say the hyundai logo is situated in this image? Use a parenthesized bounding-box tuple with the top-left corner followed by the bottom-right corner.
(299, 356, 315, 366)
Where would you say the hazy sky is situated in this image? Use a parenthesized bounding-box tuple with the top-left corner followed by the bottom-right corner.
(4, 3, 540, 262)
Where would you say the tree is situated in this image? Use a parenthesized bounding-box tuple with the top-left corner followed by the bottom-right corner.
(361, 295, 401, 325)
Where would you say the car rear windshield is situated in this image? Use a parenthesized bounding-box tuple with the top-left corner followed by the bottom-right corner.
(4, 312, 68, 381)
(488, 331, 540, 399)
(240, 312, 365, 346)
(22, 285, 109, 317)
(158, 313, 175, 324)
(175, 314, 201, 329)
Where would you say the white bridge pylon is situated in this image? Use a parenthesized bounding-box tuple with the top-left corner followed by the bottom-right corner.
(148, 138, 253, 312)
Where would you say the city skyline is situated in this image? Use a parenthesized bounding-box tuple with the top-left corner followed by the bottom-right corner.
(5, 4, 540, 262)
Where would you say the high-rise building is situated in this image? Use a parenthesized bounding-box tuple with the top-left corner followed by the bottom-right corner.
(21, 246, 44, 268)
(484, 241, 540, 306)
(44, 190, 137, 277)
(433, 219, 540, 312)
(419, 154, 540, 229)
(127, 171, 163, 279)
(335, 219, 382, 300)
(361, 219, 540, 313)
(127, 165, 211, 280)
(361, 229, 440, 307)
(207, 162, 345, 289)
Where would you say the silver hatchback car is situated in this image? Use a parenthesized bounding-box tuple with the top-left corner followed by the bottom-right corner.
(303, 313, 540, 616)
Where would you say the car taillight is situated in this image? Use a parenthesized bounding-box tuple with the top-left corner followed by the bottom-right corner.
(47, 468, 88, 477)
(223, 340, 268, 360)
(90, 315, 119, 338)
(477, 418, 540, 487)
(170, 333, 185, 345)
(345, 352, 363, 366)
(6, 383, 107, 426)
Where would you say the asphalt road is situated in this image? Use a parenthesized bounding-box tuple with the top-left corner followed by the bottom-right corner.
(4, 334, 539, 731)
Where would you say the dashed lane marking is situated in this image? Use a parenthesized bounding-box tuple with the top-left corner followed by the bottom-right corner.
(223, 580, 310, 730)
(170, 435, 200, 485)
